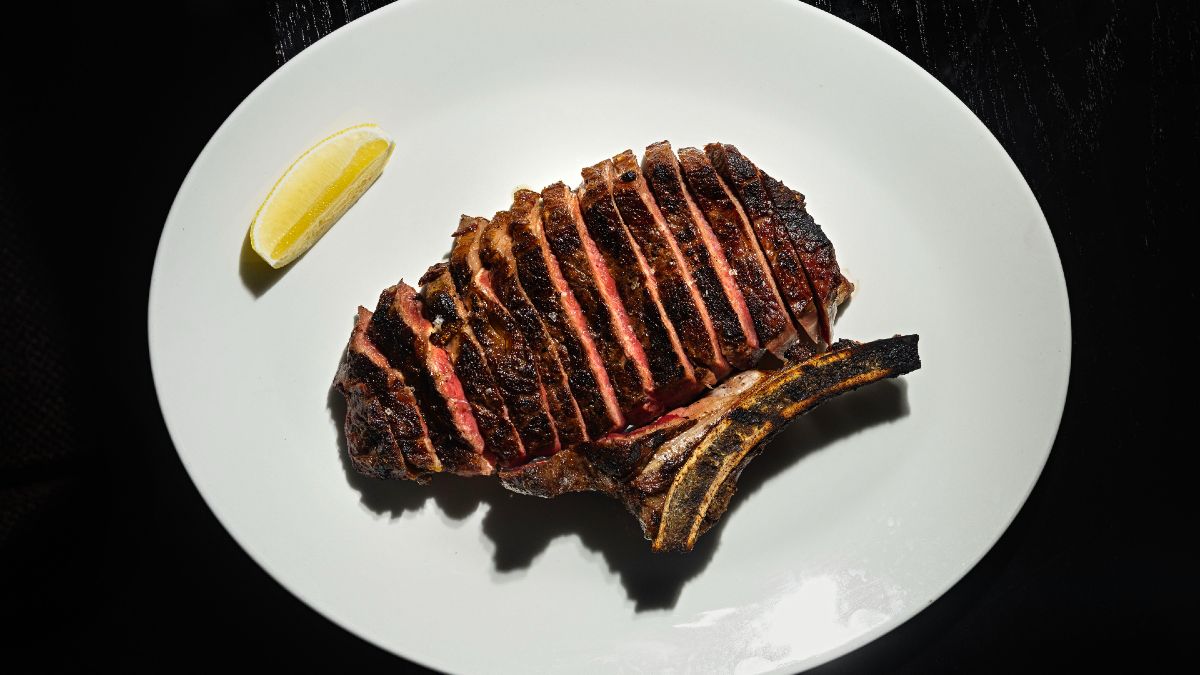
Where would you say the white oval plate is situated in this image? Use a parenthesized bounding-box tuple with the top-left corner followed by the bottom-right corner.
(149, 0, 1070, 672)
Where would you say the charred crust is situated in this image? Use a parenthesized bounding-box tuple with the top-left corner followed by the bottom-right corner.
(726, 408, 770, 427)
(419, 261, 451, 286)
(651, 335, 921, 551)
(453, 216, 478, 237)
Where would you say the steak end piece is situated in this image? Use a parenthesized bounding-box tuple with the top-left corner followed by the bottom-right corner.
(761, 174, 854, 344)
(334, 307, 433, 482)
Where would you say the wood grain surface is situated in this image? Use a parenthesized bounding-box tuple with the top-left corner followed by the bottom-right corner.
(0, 1, 1194, 672)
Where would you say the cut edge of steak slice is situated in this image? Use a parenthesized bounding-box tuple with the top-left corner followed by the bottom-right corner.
(450, 216, 559, 460)
(480, 201, 588, 448)
(641, 141, 763, 370)
(511, 186, 625, 437)
(609, 149, 730, 383)
(368, 282, 486, 473)
(677, 146, 799, 357)
(761, 174, 854, 344)
(578, 159, 702, 412)
(419, 262, 521, 466)
(705, 143, 823, 349)
(539, 182, 657, 423)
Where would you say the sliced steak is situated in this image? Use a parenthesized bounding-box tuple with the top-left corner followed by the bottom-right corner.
(578, 159, 702, 412)
(539, 182, 656, 423)
(450, 217, 557, 461)
(677, 147, 798, 356)
(510, 187, 625, 437)
(334, 307, 435, 480)
(367, 282, 484, 473)
(479, 203, 588, 448)
(761, 174, 854, 344)
(706, 143, 822, 348)
(337, 141, 918, 551)
(609, 150, 730, 383)
(420, 263, 522, 465)
(641, 142, 763, 370)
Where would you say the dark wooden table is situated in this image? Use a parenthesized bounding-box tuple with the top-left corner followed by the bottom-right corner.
(1, 1, 1193, 671)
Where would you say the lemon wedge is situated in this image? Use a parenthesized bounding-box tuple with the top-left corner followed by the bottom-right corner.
(249, 123, 394, 268)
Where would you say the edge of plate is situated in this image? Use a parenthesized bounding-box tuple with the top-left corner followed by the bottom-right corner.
(760, 0, 1072, 670)
(146, 1, 450, 672)
(147, 0, 1073, 672)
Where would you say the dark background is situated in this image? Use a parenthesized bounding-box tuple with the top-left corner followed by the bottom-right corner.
(1, 0, 1194, 671)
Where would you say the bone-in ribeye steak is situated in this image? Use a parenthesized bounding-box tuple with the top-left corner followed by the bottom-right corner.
(334, 142, 920, 551)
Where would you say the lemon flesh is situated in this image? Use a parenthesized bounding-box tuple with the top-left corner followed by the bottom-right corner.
(250, 124, 394, 268)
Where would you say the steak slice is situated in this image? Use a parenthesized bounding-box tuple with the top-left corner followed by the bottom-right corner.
(338, 383, 409, 479)
(539, 182, 656, 423)
(511, 187, 624, 437)
(706, 143, 822, 348)
(761, 174, 854, 344)
(677, 147, 798, 357)
(609, 150, 730, 383)
(578, 159, 702, 412)
(479, 202, 587, 448)
(420, 263, 522, 465)
(334, 307, 437, 481)
(367, 282, 484, 473)
(450, 216, 557, 461)
(642, 142, 763, 370)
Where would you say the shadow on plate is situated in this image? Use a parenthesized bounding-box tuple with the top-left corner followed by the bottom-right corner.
(239, 231, 291, 297)
(329, 375, 909, 612)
